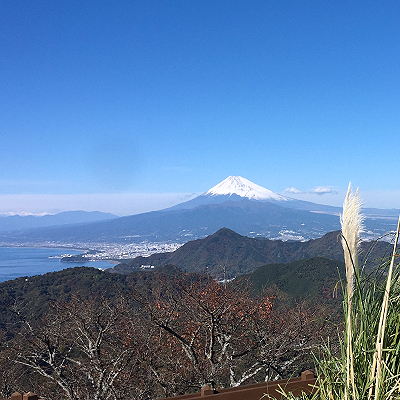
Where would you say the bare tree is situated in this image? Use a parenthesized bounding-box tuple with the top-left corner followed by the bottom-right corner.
(136, 277, 324, 396)
(2, 273, 336, 400)
(6, 296, 147, 400)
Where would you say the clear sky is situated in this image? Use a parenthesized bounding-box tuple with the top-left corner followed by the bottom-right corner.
(1, 1, 399, 215)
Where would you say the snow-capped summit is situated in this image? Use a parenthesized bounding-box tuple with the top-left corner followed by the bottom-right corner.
(167, 176, 289, 211)
(206, 176, 287, 201)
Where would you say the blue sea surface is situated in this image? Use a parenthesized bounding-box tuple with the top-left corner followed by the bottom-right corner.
(0, 247, 115, 282)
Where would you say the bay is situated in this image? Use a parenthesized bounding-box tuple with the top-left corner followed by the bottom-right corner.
(0, 247, 115, 283)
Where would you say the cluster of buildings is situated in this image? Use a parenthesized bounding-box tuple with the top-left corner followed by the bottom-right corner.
(60, 241, 182, 262)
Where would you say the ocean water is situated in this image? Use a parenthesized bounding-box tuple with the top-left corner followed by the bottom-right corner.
(0, 247, 115, 283)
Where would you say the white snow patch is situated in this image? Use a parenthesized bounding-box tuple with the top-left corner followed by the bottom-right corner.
(206, 176, 287, 201)
(0, 211, 52, 217)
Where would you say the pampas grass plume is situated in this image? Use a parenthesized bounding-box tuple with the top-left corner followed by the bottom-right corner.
(340, 183, 364, 298)
(340, 183, 363, 400)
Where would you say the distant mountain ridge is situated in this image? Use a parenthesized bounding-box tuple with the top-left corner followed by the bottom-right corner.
(109, 227, 392, 279)
(0, 176, 398, 244)
(0, 211, 117, 232)
(0, 199, 343, 243)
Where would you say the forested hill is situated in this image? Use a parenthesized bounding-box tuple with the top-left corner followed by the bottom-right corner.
(0, 258, 343, 333)
(0, 265, 210, 332)
(109, 228, 391, 279)
(240, 256, 345, 302)
(0, 228, 392, 333)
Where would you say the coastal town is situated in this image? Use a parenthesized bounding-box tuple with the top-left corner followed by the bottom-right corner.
(58, 241, 182, 262)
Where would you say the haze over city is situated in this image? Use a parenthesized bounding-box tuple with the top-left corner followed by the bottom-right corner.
(1, 1, 400, 216)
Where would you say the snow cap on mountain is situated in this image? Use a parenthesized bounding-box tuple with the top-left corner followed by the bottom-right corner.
(206, 176, 287, 201)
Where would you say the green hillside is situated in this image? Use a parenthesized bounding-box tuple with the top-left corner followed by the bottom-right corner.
(0, 256, 345, 335)
(111, 228, 390, 279)
(0, 265, 194, 332)
(238, 256, 345, 301)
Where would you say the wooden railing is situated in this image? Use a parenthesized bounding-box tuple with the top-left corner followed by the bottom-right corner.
(8, 393, 40, 400)
(157, 370, 317, 400)
(7, 370, 317, 400)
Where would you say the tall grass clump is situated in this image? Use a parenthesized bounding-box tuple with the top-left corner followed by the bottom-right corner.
(273, 184, 400, 400)
(313, 184, 400, 400)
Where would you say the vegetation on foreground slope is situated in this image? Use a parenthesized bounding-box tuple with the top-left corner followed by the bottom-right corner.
(1, 206, 398, 400)
(0, 256, 339, 333)
(0, 270, 336, 400)
(277, 186, 400, 400)
(111, 227, 392, 279)
(319, 187, 400, 400)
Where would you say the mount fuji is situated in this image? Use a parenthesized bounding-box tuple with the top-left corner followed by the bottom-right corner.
(206, 176, 287, 201)
(168, 176, 289, 210)
(0, 177, 398, 244)
(169, 175, 340, 215)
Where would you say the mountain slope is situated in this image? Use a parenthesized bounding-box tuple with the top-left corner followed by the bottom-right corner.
(239, 256, 345, 301)
(0, 257, 343, 334)
(0, 176, 398, 244)
(168, 175, 339, 214)
(0, 265, 209, 331)
(0, 199, 342, 243)
(109, 228, 392, 279)
(0, 211, 117, 232)
(206, 175, 287, 201)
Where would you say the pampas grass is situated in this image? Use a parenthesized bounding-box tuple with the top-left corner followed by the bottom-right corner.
(317, 184, 400, 400)
(340, 183, 364, 301)
(272, 184, 400, 400)
(369, 212, 400, 400)
(340, 183, 364, 400)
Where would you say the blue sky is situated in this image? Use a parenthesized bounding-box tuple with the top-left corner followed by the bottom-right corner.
(1, 1, 400, 215)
